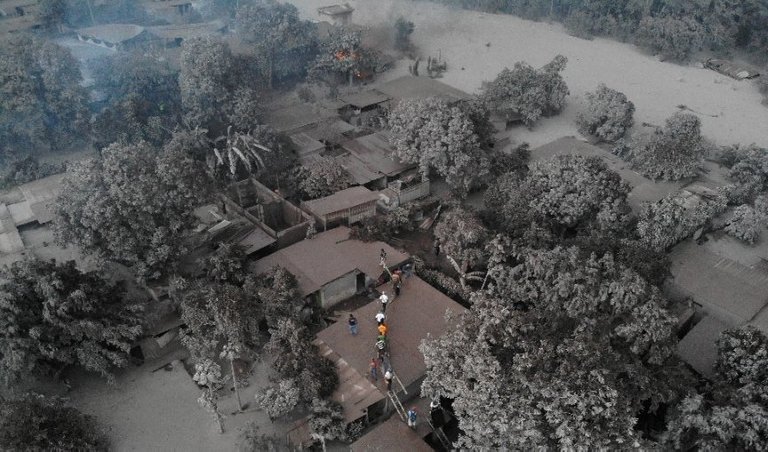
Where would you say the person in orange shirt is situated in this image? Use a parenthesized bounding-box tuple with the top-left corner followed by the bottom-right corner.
(377, 322, 388, 336)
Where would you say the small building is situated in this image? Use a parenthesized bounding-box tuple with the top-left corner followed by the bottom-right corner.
(676, 315, 730, 378)
(76, 24, 148, 50)
(301, 186, 379, 230)
(222, 178, 314, 251)
(667, 238, 768, 333)
(289, 132, 326, 163)
(313, 275, 467, 422)
(264, 103, 338, 135)
(338, 132, 416, 189)
(704, 58, 760, 80)
(376, 75, 472, 106)
(142, 0, 193, 22)
(252, 226, 409, 308)
(146, 20, 226, 47)
(0, 204, 24, 255)
(317, 3, 354, 26)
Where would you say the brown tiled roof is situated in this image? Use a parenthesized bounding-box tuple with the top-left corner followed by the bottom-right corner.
(314, 338, 384, 423)
(252, 226, 409, 296)
(350, 414, 432, 452)
(302, 186, 379, 217)
(315, 276, 467, 393)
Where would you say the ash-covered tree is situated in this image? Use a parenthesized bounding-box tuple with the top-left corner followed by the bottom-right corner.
(637, 191, 727, 252)
(388, 97, 490, 197)
(309, 398, 347, 447)
(434, 207, 489, 289)
(628, 112, 706, 181)
(309, 27, 370, 87)
(394, 17, 415, 52)
(576, 84, 635, 142)
(421, 246, 684, 449)
(525, 155, 632, 236)
(266, 318, 338, 403)
(724, 145, 768, 204)
(180, 37, 262, 132)
(296, 156, 352, 199)
(180, 279, 264, 362)
(665, 326, 768, 451)
(0, 394, 109, 451)
(634, 16, 704, 61)
(0, 259, 143, 385)
(90, 52, 181, 147)
(725, 203, 765, 244)
(204, 243, 249, 284)
(253, 378, 301, 421)
(0, 35, 89, 161)
(481, 55, 569, 126)
(53, 142, 207, 278)
(246, 266, 303, 329)
(235, 1, 318, 88)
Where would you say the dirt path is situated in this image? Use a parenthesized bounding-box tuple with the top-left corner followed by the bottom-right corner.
(290, 0, 768, 149)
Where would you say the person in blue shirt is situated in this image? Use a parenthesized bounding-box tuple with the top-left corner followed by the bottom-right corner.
(407, 407, 417, 428)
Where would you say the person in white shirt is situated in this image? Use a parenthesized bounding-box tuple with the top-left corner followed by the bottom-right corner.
(375, 311, 386, 324)
(379, 292, 389, 312)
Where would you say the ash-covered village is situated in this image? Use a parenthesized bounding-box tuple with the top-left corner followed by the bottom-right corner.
(3, 0, 768, 450)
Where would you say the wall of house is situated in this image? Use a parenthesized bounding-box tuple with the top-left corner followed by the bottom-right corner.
(396, 180, 430, 205)
(276, 221, 310, 248)
(320, 271, 359, 308)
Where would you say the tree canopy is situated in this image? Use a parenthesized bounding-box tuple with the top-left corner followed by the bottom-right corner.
(0, 394, 109, 451)
(665, 326, 768, 451)
(481, 55, 569, 126)
(53, 142, 208, 278)
(388, 97, 490, 197)
(0, 259, 143, 384)
(235, 1, 318, 87)
(627, 112, 706, 181)
(0, 35, 89, 161)
(421, 245, 683, 449)
(576, 84, 635, 142)
(525, 154, 631, 235)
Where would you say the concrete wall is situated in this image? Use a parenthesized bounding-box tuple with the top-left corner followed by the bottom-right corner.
(320, 271, 359, 309)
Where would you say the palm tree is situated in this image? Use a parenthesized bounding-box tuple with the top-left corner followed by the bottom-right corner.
(213, 125, 273, 179)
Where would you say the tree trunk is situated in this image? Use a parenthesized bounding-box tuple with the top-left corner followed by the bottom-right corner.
(268, 50, 274, 90)
(86, 0, 95, 25)
(230, 357, 243, 411)
(210, 386, 224, 433)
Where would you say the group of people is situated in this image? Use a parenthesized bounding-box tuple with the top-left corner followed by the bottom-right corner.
(346, 260, 422, 427)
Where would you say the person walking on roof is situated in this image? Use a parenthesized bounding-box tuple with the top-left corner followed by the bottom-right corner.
(379, 291, 389, 312)
(369, 358, 378, 381)
(348, 313, 358, 335)
(377, 322, 388, 337)
(375, 311, 385, 324)
(407, 407, 417, 429)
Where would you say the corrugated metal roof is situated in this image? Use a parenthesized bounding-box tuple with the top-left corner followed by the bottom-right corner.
(376, 75, 471, 103)
(676, 315, 729, 378)
(302, 186, 380, 217)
